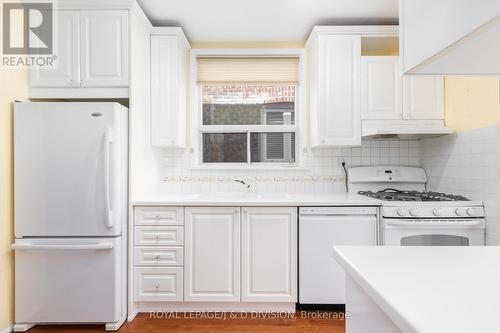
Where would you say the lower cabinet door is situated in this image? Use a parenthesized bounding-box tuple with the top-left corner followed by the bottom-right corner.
(134, 267, 183, 302)
(184, 207, 241, 302)
(241, 207, 297, 302)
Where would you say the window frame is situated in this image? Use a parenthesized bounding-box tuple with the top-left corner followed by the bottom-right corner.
(189, 48, 307, 169)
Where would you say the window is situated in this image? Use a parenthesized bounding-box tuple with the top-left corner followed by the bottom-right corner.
(195, 55, 301, 166)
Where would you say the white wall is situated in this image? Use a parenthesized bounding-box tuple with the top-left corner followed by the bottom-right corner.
(151, 140, 421, 194)
(421, 126, 499, 245)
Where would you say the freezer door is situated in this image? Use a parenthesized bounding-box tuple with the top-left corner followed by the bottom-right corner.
(13, 237, 122, 324)
(14, 102, 126, 237)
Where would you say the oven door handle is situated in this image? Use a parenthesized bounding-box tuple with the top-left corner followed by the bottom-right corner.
(384, 220, 484, 227)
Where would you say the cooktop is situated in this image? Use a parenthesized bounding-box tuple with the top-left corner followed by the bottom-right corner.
(358, 188, 470, 202)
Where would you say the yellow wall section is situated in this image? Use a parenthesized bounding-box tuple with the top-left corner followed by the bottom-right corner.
(0, 68, 28, 330)
(444, 77, 500, 131)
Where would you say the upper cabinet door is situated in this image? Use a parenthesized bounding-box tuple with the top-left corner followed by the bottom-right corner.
(150, 35, 187, 148)
(241, 207, 297, 302)
(310, 35, 361, 147)
(184, 207, 240, 302)
(30, 11, 80, 87)
(361, 56, 402, 120)
(403, 76, 444, 120)
(80, 10, 128, 87)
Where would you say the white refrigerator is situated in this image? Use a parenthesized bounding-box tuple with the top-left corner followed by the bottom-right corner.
(12, 102, 128, 331)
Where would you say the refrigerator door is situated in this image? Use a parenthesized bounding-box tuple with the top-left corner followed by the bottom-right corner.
(14, 102, 126, 237)
(13, 237, 122, 323)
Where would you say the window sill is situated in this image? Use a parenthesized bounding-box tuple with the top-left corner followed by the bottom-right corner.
(188, 164, 310, 171)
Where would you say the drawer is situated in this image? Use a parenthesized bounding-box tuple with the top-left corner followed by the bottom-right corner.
(134, 226, 184, 246)
(134, 267, 183, 301)
(134, 246, 184, 266)
(134, 207, 184, 226)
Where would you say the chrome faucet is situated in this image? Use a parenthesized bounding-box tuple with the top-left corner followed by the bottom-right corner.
(234, 179, 251, 190)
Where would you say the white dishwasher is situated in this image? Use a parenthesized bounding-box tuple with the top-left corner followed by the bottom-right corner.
(299, 206, 378, 305)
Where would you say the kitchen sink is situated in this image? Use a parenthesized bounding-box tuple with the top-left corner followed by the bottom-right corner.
(192, 192, 293, 200)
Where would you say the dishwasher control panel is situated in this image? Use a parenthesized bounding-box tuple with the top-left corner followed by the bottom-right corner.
(299, 206, 378, 216)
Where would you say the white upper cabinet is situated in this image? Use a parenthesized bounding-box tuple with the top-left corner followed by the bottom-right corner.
(308, 32, 361, 147)
(403, 76, 444, 120)
(361, 56, 402, 120)
(80, 10, 128, 87)
(29, 9, 129, 97)
(400, 0, 500, 75)
(30, 11, 80, 87)
(241, 207, 297, 302)
(150, 29, 190, 148)
(361, 56, 444, 121)
(184, 207, 240, 302)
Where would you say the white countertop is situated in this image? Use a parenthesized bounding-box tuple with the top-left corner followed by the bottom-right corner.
(333, 246, 500, 333)
(131, 192, 381, 206)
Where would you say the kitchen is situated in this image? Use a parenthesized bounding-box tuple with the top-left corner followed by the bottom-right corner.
(1, 0, 500, 332)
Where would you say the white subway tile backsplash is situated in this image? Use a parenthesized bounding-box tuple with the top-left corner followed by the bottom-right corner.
(421, 126, 499, 245)
(157, 139, 420, 194)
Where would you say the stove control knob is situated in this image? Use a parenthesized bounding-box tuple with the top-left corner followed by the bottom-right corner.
(432, 209, 442, 216)
(409, 208, 419, 217)
(396, 208, 407, 217)
(466, 208, 476, 217)
(455, 208, 466, 217)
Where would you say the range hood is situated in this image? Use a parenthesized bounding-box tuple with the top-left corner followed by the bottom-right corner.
(400, 0, 500, 75)
(362, 125, 453, 140)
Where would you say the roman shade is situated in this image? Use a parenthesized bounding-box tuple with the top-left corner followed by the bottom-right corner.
(197, 57, 299, 84)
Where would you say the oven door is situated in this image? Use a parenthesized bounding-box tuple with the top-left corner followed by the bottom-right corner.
(381, 219, 485, 246)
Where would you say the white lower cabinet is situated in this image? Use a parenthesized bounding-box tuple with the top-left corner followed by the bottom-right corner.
(133, 205, 298, 307)
(241, 207, 297, 302)
(134, 267, 183, 301)
(133, 207, 185, 302)
(184, 207, 241, 302)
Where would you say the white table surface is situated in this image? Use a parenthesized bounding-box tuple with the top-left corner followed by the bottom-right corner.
(333, 246, 500, 333)
(132, 192, 381, 206)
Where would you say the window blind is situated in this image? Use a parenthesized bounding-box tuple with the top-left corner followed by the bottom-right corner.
(197, 57, 299, 84)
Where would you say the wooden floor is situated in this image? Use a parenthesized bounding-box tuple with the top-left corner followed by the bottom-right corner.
(28, 312, 345, 333)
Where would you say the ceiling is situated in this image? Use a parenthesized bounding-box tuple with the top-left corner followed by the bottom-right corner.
(137, 0, 399, 42)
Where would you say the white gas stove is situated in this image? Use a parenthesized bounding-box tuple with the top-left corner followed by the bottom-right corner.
(348, 166, 485, 246)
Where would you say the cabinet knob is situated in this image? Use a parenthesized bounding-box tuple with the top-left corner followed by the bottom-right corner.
(155, 255, 160, 260)
(155, 283, 160, 289)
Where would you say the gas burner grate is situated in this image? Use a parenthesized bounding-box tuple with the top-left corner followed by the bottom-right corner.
(358, 188, 470, 202)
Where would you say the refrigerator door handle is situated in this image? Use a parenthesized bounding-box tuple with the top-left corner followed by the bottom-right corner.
(11, 242, 115, 251)
(103, 127, 113, 228)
